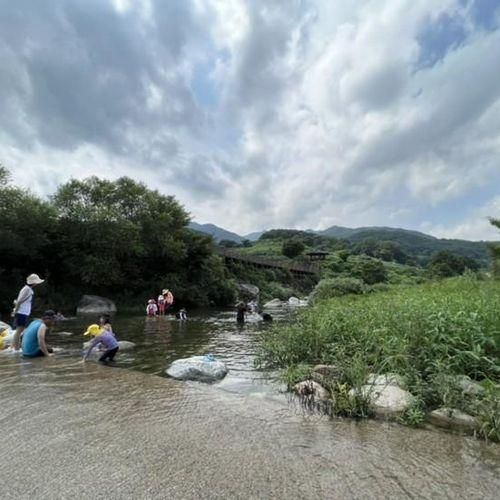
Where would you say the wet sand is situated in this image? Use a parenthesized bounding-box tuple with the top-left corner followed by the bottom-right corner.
(1, 356, 499, 499)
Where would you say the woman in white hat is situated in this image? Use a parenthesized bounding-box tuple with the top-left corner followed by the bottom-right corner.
(11, 273, 45, 351)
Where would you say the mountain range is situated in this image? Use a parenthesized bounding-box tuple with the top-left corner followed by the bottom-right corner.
(189, 222, 496, 265)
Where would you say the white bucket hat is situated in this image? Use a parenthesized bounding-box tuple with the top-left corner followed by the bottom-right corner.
(26, 273, 44, 285)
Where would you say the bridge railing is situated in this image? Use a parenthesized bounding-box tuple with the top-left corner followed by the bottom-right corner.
(217, 248, 320, 275)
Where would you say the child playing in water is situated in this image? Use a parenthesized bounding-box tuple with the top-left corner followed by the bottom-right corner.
(157, 294, 165, 315)
(146, 299, 158, 316)
(83, 324, 119, 363)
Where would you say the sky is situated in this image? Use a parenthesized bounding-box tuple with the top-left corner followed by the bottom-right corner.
(1, 0, 500, 240)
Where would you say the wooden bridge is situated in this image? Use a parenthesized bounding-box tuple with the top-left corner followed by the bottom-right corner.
(217, 248, 320, 276)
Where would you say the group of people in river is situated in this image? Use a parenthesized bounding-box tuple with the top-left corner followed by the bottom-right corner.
(146, 289, 175, 316)
(145, 289, 187, 320)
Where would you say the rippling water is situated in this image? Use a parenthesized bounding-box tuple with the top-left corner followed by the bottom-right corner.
(1, 309, 499, 499)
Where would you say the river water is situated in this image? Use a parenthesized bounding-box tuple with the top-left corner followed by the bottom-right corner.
(1, 310, 499, 499)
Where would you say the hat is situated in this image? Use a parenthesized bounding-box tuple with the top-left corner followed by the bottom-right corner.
(27, 274, 44, 285)
(84, 324, 102, 336)
(148, 299, 155, 304)
(162, 289, 168, 294)
(42, 310, 56, 319)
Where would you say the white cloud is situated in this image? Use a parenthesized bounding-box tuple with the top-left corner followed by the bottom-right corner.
(1, 0, 500, 238)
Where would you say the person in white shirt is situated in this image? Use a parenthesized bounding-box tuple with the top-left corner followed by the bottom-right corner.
(11, 273, 44, 351)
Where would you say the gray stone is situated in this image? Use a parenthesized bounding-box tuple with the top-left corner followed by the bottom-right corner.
(118, 340, 136, 350)
(294, 380, 330, 401)
(288, 297, 300, 306)
(263, 299, 284, 308)
(454, 375, 485, 396)
(166, 356, 228, 382)
(350, 384, 415, 418)
(367, 373, 405, 388)
(429, 408, 479, 433)
(77, 295, 117, 315)
(237, 283, 259, 300)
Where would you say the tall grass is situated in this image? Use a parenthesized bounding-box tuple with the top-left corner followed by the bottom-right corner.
(257, 276, 500, 440)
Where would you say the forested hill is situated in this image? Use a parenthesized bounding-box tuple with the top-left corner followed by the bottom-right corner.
(319, 226, 492, 265)
(191, 222, 494, 266)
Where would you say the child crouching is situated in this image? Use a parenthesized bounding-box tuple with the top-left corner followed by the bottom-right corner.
(83, 324, 119, 363)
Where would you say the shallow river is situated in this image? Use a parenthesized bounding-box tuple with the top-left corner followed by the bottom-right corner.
(1, 310, 499, 499)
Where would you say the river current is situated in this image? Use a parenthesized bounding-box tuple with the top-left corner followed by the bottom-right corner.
(0, 310, 499, 499)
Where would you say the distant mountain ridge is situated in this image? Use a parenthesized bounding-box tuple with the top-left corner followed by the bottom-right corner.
(189, 222, 494, 264)
(188, 222, 243, 243)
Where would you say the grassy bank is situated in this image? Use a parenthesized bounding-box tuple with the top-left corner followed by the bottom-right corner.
(257, 276, 500, 440)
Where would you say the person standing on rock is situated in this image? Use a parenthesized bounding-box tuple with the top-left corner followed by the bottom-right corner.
(11, 273, 45, 351)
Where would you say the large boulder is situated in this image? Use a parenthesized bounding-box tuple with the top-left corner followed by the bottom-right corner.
(429, 408, 479, 433)
(237, 283, 259, 301)
(77, 295, 116, 315)
(166, 356, 228, 382)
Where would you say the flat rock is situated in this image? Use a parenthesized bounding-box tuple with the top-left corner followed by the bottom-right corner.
(294, 380, 330, 401)
(429, 408, 479, 433)
(166, 356, 228, 382)
(263, 299, 284, 308)
(77, 295, 117, 315)
(367, 373, 405, 388)
(351, 384, 415, 418)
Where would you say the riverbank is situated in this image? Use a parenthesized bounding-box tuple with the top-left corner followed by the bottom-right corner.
(257, 276, 500, 441)
(1, 354, 499, 499)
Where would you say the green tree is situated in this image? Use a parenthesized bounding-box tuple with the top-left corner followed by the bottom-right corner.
(282, 239, 305, 259)
(0, 166, 56, 310)
(426, 251, 474, 278)
(348, 256, 387, 284)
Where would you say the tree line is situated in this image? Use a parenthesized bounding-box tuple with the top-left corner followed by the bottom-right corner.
(0, 166, 235, 315)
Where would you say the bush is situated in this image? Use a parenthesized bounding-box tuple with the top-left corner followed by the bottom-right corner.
(257, 277, 500, 440)
(311, 277, 365, 302)
(282, 239, 306, 259)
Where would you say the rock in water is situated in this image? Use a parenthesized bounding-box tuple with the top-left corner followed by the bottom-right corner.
(237, 283, 260, 301)
(288, 297, 300, 306)
(294, 380, 330, 401)
(263, 299, 284, 308)
(166, 356, 228, 382)
(429, 408, 479, 433)
(77, 295, 117, 315)
(118, 341, 136, 351)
